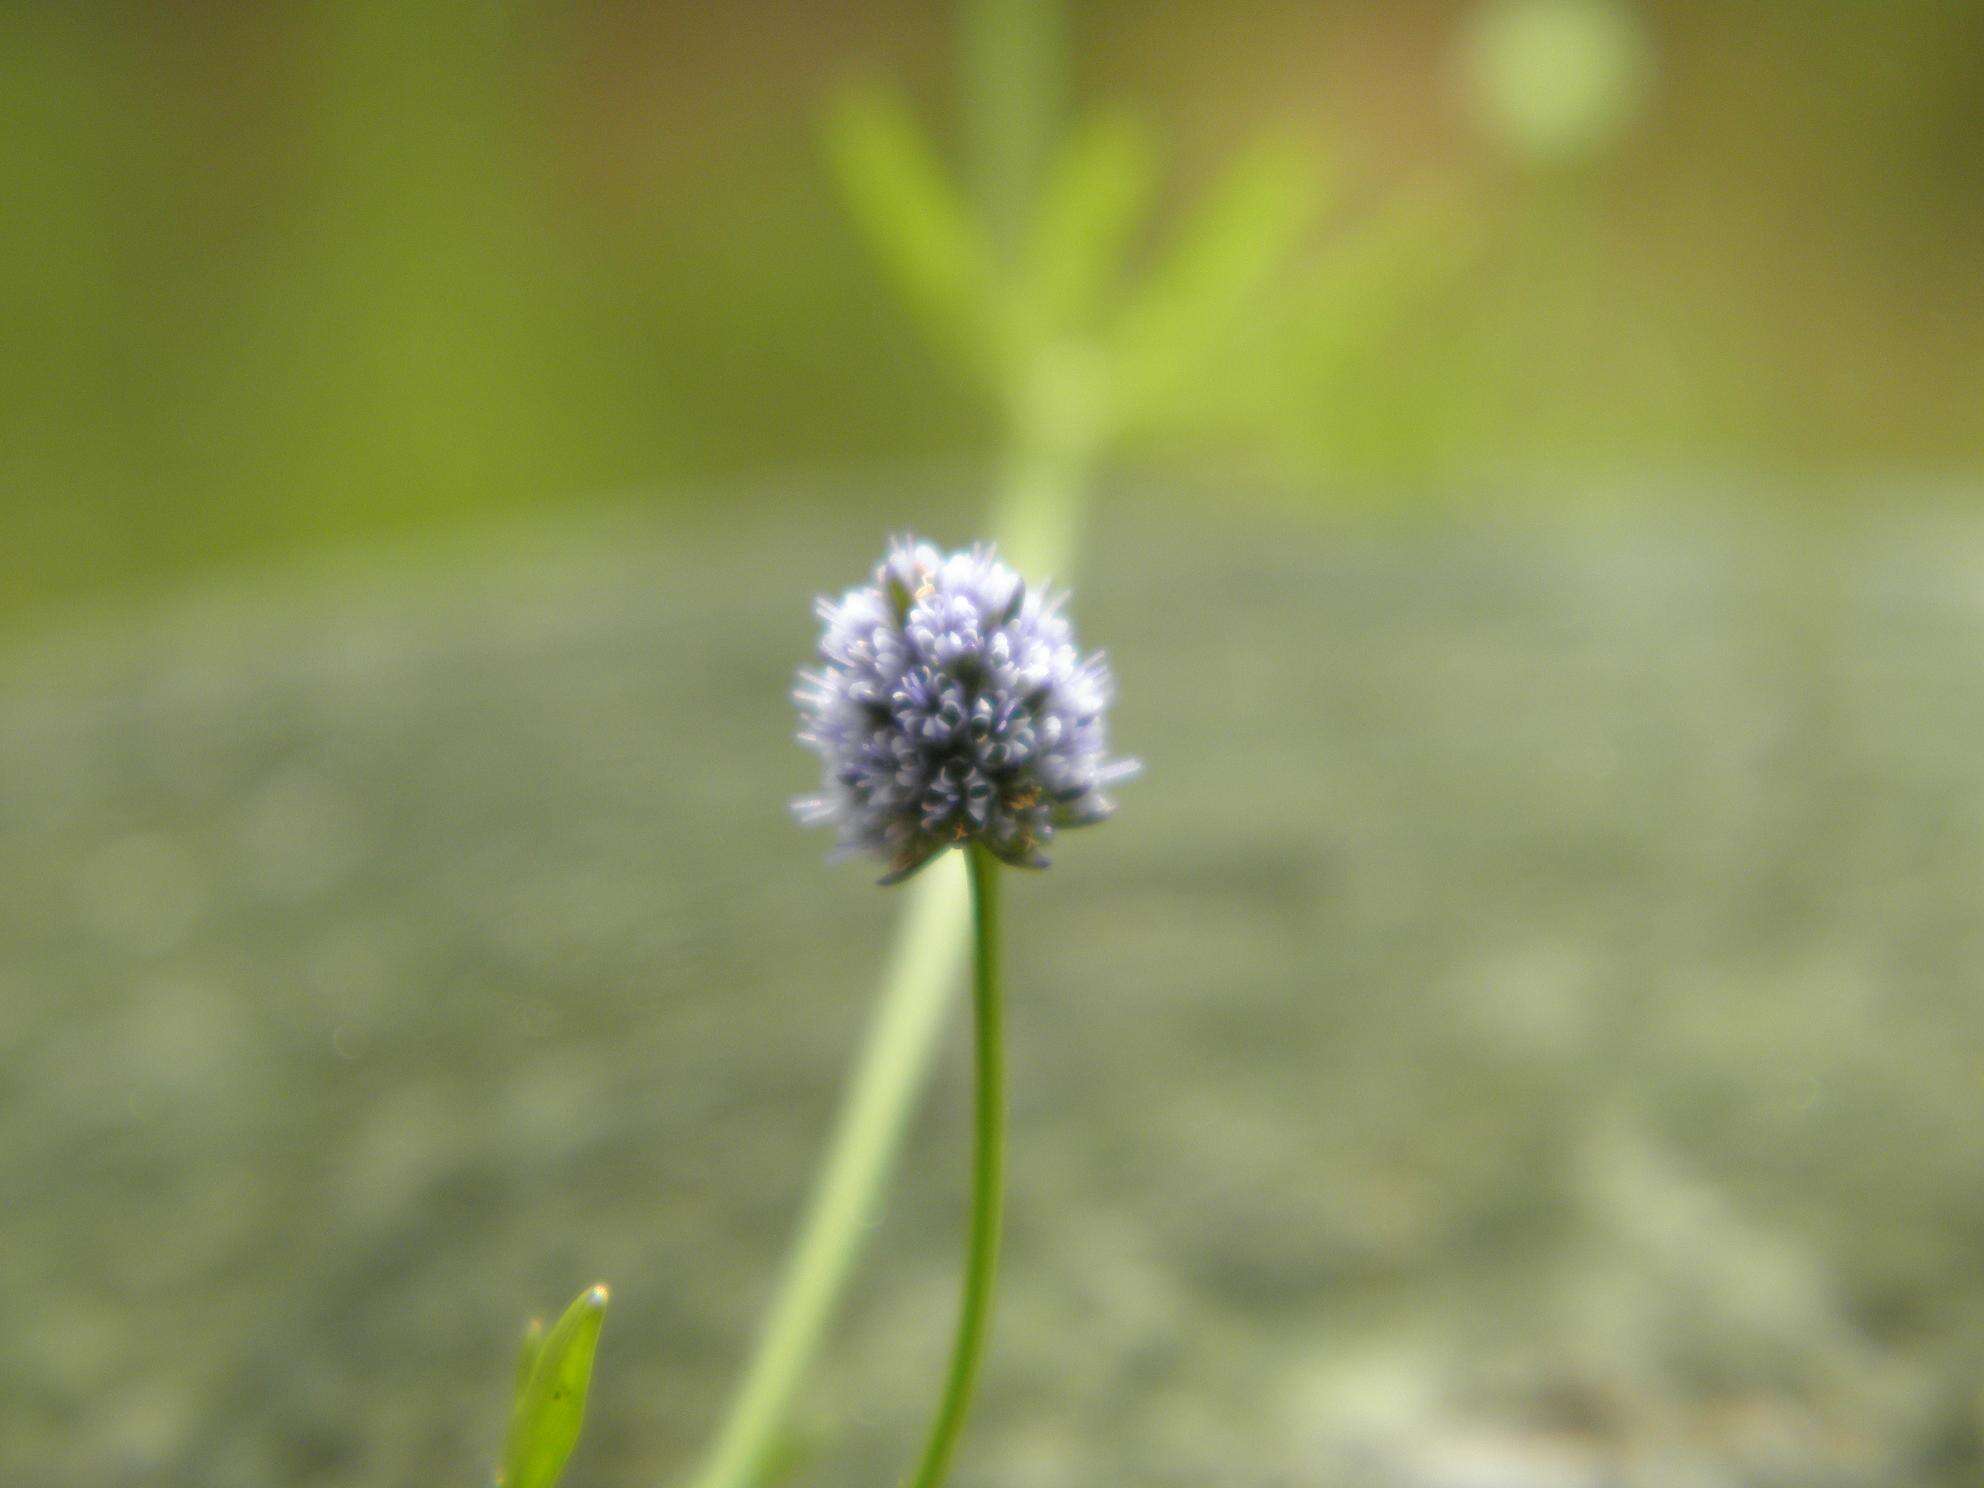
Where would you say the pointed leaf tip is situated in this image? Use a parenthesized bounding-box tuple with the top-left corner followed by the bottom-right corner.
(500, 1284, 610, 1488)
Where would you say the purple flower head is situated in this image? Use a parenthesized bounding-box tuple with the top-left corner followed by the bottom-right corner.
(795, 536, 1135, 882)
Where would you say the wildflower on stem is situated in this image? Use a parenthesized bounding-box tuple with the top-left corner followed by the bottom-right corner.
(794, 536, 1134, 883)
(793, 536, 1129, 1488)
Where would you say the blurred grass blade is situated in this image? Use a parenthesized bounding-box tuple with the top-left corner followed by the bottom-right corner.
(1019, 111, 1158, 345)
(1109, 136, 1325, 429)
(1183, 188, 1478, 455)
(825, 84, 1004, 384)
(501, 1284, 609, 1488)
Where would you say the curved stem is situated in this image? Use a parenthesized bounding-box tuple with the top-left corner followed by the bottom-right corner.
(906, 842, 1005, 1488)
(683, 449, 1083, 1488)
(679, 8, 1072, 1480)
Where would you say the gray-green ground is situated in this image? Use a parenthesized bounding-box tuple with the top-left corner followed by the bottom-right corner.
(4, 498, 1982, 1486)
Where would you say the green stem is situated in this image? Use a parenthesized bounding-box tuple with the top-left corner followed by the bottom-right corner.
(679, 8, 1071, 1483)
(682, 448, 1078, 1488)
(904, 843, 1006, 1488)
(682, 432, 1085, 1488)
(960, 0, 1065, 264)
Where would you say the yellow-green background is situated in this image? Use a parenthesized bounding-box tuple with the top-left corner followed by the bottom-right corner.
(6, 2, 1982, 618)
(6, 5, 1984, 1487)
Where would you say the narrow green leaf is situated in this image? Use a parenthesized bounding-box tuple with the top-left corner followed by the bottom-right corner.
(1018, 111, 1158, 344)
(1201, 191, 1471, 423)
(824, 83, 1004, 384)
(1171, 187, 1478, 477)
(1108, 136, 1325, 429)
(500, 1283, 609, 1488)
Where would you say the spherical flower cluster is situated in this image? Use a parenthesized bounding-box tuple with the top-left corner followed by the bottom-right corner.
(795, 536, 1134, 882)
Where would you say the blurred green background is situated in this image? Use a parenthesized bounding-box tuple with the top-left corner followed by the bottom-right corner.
(6, 3, 1984, 1487)
(5, 0, 1983, 617)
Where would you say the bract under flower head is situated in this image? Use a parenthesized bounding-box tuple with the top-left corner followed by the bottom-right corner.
(795, 536, 1134, 882)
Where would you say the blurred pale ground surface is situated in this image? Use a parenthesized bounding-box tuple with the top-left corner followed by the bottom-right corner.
(3, 495, 1982, 1487)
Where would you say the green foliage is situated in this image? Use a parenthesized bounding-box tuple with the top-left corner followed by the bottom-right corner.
(1017, 113, 1158, 352)
(6, 8, 1977, 623)
(1107, 138, 1324, 434)
(824, 79, 1464, 471)
(1193, 190, 1485, 472)
(498, 1285, 610, 1488)
(826, 87, 1007, 386)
